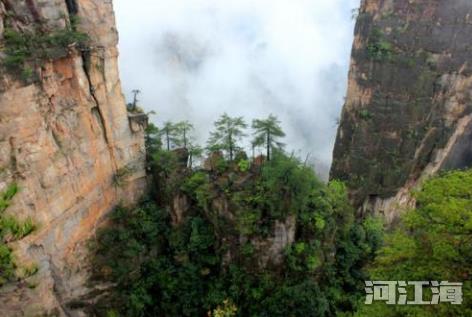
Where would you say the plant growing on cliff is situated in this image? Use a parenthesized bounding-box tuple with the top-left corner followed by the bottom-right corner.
(359, 109, 373, 120)
(0, 184, 37, 285)
(207, 113, 247, 161)
(113, 166, 136, 187)
(367, 28, 394, 62)
(251, 114, 285, 161)
(1, 18, 89, 81)
(0, 183, 18, 212)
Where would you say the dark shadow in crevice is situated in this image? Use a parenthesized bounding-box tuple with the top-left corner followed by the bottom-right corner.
(441, 120, 472, 171)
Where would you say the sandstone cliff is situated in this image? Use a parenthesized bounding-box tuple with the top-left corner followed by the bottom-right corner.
(331, 0, 472, 222)
(0, 0, 147, 315)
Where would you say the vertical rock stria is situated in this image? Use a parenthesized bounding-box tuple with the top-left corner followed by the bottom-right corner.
(331, 0, 472, 222)
(0, 0, 147, 315)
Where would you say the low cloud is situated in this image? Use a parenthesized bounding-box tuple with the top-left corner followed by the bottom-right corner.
(114, 0, 359, 179)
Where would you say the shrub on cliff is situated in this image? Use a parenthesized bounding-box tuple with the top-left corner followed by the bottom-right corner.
(0, 184, 37, 285)
(1, 17, 89, 81)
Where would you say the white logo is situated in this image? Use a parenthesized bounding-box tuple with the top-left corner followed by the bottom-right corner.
(365, 281, 463, 305)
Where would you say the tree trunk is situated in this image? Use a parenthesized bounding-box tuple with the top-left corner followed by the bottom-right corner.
(229, 131, 233, 161)
(183, 128, 187, 148)
(266, 129, 270, 161)
(166, 129, 170, 151)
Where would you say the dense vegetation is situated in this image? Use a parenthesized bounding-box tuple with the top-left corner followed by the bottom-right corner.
(90, 114, 382, 317)
(356, 169, 472, 316)
(91, 111, 472, 316)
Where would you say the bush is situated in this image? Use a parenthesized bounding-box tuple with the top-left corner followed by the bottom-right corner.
(2, 21, 89, 81)
(367, 28, 394, 61)
(259, 152, 321, 219)
(0, 184, 37, 285)
(237, 159, 250, 172)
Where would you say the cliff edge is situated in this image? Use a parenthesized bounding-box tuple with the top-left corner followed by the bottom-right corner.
(331, 0, 472, 222)
(0, 0, 147, 315)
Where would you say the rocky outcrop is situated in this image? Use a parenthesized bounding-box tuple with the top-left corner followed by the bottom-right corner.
(0, 0, 147, 315)
(331, 0, 472, 222)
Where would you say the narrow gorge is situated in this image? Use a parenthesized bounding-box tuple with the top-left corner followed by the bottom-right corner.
(0, 0, 471, 316)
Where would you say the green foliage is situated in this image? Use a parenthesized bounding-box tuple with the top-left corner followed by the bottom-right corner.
(181, 171, 212, 209)
(0, 244, 14, 286)
(211, 299, 237, 317)
(252, 114, 285, 160)
(106, 310, 120, 317)
(144, 123, 161, 159)
(159, 121, 179, 151)
(237, 159, 250, 172)
(367, 28, 394, 62)
(0, 183, 18, 212)
(0, 216, 36, 240)
(152, 150, 178, 176)
(91, 202, 220, 317)
(113, 166, 135, 187)
(2, 22, 89, 81)
(259, 152, 321, 219)
(235, 209, 261, 236)
(0, 184, 36, 286)
(92, 148, 380, 316)
(174, 121, 194, 148)
(359, 109, 372, 120)
(181, 172, 208, 195)
(355, 169, 472, 316)
(207, 113, 247, 161)
(17, 262, 39, 279)
(188, 143, 204, 168)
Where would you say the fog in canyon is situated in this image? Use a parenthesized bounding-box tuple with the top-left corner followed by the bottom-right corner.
(114, 0, 360, 179)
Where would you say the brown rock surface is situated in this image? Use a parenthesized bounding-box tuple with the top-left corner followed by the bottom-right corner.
(0, 0, 147, 315)
(331, 0, 472, 222)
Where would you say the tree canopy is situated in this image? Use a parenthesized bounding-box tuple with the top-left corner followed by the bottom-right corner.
(355, 169, 472, 316)
(207, 113, 247, 161)
(159, 121, 179, 151)
(175, 120, 194, 149)
(252, 114, 285, 160)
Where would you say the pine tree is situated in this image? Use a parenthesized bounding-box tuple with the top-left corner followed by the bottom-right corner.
(207, 113, 247, 161)
(188, 143, 203, 168)
(145, 122, 161, 154)
(160, 121, 178, 151)
(175, 120, 194, 148)
(252, 114, 285, 161)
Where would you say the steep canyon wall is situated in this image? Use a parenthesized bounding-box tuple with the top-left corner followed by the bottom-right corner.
(0, 0, 147, 315)
(331, 0, 472, 221)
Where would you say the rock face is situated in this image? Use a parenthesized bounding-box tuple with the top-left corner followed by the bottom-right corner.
(0, 0, 147, 315)
(331, 0, 472, 222)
